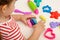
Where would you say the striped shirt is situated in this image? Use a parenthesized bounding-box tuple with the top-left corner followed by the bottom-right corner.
(0, 17, 24, 40)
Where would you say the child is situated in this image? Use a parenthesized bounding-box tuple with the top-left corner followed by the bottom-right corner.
(0, 0, 45, 40)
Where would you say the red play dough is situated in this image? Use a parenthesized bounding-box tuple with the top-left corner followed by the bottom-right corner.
(50, 11, 60, 19)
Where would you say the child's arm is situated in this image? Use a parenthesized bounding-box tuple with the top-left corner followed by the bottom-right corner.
(11, 14, 35, 21)
(24, 30, 42, 40)
(11, 14, 22, 21)
(27, 21, 45, 40)
(27, 30, 43, 40)
(24, 21, 45, 40)
(11, 14, 35, 25)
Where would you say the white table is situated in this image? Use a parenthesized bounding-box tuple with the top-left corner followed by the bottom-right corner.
(14, 0, 60, 40)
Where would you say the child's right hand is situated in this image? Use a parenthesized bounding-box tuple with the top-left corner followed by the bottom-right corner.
(33, 21, 45, 33)
(27, 21, 45, 40)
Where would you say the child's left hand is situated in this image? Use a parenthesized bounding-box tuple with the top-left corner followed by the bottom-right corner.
(20, 15, 36, 25)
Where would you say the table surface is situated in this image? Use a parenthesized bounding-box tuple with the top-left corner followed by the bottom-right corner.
(13, 0, 60, 40)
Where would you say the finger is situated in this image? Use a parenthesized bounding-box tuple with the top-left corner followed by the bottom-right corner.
(40, 20, 45, 24)
(40, 20, 45, 23)
(26, 15, 36, 19)
(22, 19, 28, 25)
(38, 21, 45, 27)
(41, 24, 45, 28)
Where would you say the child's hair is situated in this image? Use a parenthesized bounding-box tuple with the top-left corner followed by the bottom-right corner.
(0, 0, 13, 6)
(0, 32, 2, 40)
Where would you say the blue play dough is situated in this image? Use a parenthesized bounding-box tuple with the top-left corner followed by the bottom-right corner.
(42, 5, 52, 13)
(30, 19, 35, 25)
(30, 18, 37, 25)
(34, 0, 42, 7)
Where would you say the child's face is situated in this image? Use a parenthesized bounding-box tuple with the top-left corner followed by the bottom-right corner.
(1, 0, 16, 16)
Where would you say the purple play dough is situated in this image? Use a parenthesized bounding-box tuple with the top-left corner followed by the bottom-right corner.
(50, 22, 59, 28)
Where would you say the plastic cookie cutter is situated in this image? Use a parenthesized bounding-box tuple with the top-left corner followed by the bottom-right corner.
(42, 5, 52, 13)
(28, 0, 39, 15)
(14, 9, 32, 15)
(50, 22, 59, 28)
(39, 15, 46, 22)
(50, 11, 60, 19)
(27, 18, 37, 28)
(44, 28, 56, 39)
(34, 0, 42, 7)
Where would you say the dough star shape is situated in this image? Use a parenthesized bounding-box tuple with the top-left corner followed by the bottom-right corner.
(50, 11, 60, 19)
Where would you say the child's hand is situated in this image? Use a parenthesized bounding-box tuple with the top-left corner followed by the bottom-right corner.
(26, 21, 45, 40)
(33, 21, 45, 33)
(20, 15, 36, 25)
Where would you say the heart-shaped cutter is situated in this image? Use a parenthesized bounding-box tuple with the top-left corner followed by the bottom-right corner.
(44, 28, 56, 39)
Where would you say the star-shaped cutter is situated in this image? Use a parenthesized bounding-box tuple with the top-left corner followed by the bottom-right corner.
(42, 5, 52, 13)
